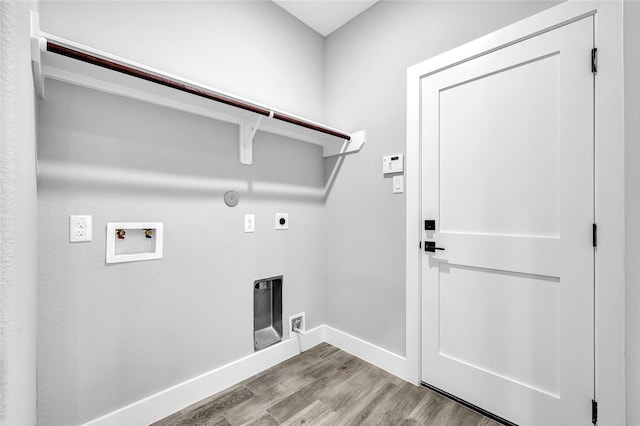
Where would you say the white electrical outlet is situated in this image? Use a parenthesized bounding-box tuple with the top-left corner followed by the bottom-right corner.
(275, 213, 289, 230)
(288, 312, 305, 339)
(245, 214, 255, 233)
(69, 215, 92, 242)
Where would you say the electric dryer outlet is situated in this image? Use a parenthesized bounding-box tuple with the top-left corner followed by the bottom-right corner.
(275, 213, 289, 230)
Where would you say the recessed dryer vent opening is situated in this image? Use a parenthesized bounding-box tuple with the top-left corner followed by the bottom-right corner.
(254, 276, 283, 351)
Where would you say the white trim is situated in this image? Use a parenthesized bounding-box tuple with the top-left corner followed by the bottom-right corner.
(83, 326, 325, 426)
(81, 325, 415, 426)
(592, 2, 625, 422)
(406, 2, 625, 424)
(323, 325, 411, 381)
(405, 33, 422, 389)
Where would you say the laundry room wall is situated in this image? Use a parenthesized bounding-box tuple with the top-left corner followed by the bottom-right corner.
(0, 1, 39, 425)
(36, 2, 328, 425)
(322, 1, 559, 356)
(38, 0, 325, 121)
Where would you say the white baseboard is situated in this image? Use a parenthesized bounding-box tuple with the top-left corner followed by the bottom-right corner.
(83, 325, 412, 426)
(83, 326, 325, 426)
(323, 325, 411, 382)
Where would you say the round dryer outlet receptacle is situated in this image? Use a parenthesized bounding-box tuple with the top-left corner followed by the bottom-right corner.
(275, 213, 289, 230)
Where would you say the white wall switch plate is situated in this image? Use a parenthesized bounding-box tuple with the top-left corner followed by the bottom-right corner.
(69, 215, 92, 242)
(245, 214, 255, 233)
(393, 175, 404, 194)
(383, 154, 404, 174)
(275, 213, 289, 230)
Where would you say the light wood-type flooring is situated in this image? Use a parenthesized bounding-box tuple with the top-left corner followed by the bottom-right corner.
(152, 343, 502, 426)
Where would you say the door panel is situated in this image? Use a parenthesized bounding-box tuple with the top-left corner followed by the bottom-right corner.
(439, 53, 560, 238)
(421, 17, 594, 425)
(439, 264, 560, 397)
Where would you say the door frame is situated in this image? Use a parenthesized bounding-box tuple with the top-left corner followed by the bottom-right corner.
(405, 2, 624, 424)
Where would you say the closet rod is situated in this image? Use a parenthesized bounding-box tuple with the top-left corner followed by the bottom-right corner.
(46, 41, 351, 142)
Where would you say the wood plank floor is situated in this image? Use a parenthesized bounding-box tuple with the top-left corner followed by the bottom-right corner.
(152, 343, 502, 426)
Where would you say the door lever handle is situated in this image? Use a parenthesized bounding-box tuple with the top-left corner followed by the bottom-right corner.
(424, 241, 445, 252)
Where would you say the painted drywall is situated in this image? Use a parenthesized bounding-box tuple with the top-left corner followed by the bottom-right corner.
(37, 82, 328, 426)
(625, 0, 640, 423)
(38, 0, 325, 122)
(0, 1, 39, 424)
(36, 2, 328, 425)
(323, 1, 559, 355)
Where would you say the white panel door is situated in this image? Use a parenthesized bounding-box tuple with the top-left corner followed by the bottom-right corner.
(420, 17, 594, 425)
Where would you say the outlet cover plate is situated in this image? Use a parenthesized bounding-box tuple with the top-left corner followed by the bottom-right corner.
(69, 215, 92, 242)
(245, 214, 255, 233)
(393, 175, 404, 194)
(288, 312, 305, 339)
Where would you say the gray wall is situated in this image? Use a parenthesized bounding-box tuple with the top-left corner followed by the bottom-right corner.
(36, 2, 327, 425)
(38, 0, 325, 121)
(322, 1, 558, 355)
(35, 1, 637, 424)
(625, 0, 640, 423)
(0, 1, 39, 425)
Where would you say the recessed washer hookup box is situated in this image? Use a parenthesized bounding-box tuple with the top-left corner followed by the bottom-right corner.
(106, 222, 163, 264)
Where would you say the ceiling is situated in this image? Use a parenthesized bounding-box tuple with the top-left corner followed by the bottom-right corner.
(272, 1, 379, 37)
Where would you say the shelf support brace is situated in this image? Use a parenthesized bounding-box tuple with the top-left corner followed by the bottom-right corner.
(239, 114, 264, 165)
(30, 11, 45, 98)
(240, 110, 276, 165)
(323, 130, 365, 158)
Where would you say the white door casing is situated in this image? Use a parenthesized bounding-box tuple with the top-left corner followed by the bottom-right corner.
(406, 3, 624, 424)
(419, 16, 593, 425)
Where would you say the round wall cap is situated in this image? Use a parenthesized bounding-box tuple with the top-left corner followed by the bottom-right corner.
(224, 191, 239, 207)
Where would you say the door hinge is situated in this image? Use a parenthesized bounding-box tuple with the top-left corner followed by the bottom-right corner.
(592, 48, 598, 74)
(419, 241, 422, 250)
(592, 399, 598, 424)
(593, 223, 598, 248)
